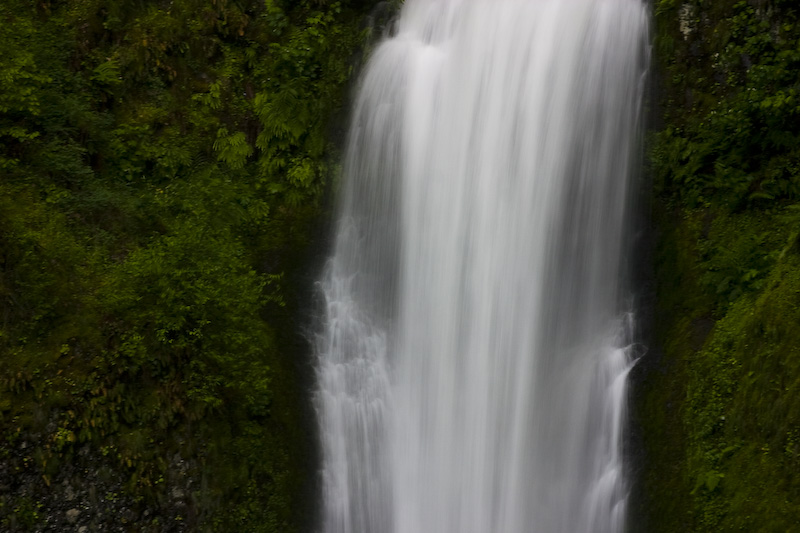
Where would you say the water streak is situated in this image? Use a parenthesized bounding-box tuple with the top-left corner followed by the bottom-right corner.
(315, 1, 649, 531)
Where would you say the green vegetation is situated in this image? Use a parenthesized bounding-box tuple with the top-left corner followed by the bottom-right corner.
(0, 0, 375, 529)
(637, 0, 800, 530)
(5, 0, 799, 529)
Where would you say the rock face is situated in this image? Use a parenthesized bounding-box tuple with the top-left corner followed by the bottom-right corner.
(633, 1, 800, 531)
(1, 435, 197, 531)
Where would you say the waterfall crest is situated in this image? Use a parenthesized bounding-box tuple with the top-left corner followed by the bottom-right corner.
(314, 1, 649, 531)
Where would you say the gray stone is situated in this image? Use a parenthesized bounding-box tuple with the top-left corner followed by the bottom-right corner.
(66, 508, 80, 524)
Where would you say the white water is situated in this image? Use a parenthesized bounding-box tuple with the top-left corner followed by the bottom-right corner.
(314, 1, 649, 532)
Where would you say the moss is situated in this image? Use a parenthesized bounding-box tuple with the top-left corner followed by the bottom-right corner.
(641, 0, 800, 529)
(634, 206, 708, 533)
(639, 203, 800, 531)
(686, 247, 800, 531)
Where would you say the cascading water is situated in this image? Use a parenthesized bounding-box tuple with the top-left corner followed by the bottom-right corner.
(314, 1, 649, 532)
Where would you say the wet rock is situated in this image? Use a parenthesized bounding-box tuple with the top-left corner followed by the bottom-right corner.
(66, 508, 81, 524)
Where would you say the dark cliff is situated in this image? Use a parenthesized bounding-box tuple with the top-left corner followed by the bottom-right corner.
(634, 0, 800, 530)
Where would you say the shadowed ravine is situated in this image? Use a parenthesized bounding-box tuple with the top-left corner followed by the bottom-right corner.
(314, 1, 649, 532)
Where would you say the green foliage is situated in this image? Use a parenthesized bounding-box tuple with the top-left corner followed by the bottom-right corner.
(652, 0, 800, 209)
(696, 211, 787, 307)
(642, 1, 800, 530)
(0, 0, 373, 529)
(685, 242, 800, 531)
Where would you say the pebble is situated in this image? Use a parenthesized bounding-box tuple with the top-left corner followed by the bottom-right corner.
(66, 508, 81, 524)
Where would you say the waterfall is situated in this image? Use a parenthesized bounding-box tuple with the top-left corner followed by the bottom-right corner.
(314, 1, 649, 532)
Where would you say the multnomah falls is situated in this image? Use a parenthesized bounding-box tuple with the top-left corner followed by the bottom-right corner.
(315, 1, 649, 532)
